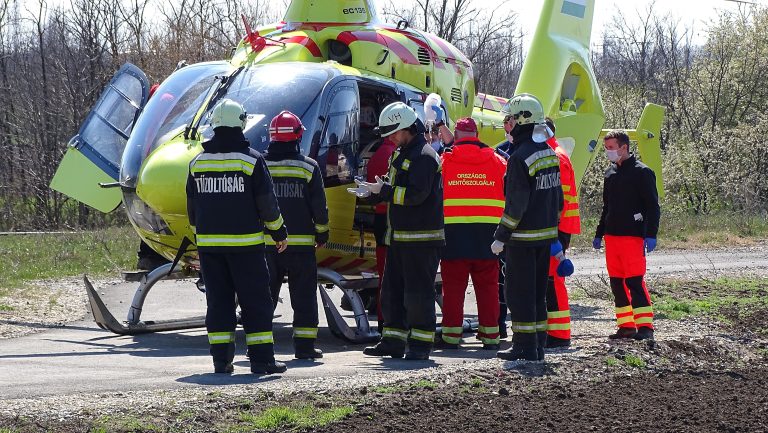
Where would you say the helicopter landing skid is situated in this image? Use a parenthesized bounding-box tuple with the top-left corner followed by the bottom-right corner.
(83, 263, 205, 335)
(317, 268, 381, 344)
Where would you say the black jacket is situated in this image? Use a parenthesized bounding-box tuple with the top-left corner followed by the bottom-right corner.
(595, 154, 660, 239)
(264, 141, 329, 252)
(377, 134, 445, 247)
(494, 129, 563, 247)
(186, 127, 287, 253)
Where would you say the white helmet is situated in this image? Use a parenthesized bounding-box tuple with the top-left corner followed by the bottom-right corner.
(210, 99, 247, 129)
(501, 93, 545, 126)
(378, 102, 418, 137)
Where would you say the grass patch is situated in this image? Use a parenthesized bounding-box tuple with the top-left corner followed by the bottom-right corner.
(236, 404, 353, 431)
(0, 227, 137, 291)
(411, 380, 437, 390)
(605, 357, 620, 367)
(624, 354, 647, 368)
(372, 385, 401, 394)
(654, 277, 768, 322)
(0, 304, 13, 311)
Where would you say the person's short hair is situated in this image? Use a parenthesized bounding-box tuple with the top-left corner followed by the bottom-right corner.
(545, 117, 555, 134)
(604, 129, 630, 148)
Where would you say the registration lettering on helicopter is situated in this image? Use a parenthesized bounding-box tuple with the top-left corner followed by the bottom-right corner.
(342, 7, 366, 14)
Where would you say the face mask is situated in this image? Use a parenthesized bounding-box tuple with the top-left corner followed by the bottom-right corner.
(606, 149, 621, 162)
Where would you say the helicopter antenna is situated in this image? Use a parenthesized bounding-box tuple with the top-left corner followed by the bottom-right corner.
(480, 92, 488, 113)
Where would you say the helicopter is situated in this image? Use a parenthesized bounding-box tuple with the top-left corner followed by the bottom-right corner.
(49, 0, 664, 342)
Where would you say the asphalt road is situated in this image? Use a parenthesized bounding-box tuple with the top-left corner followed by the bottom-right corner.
(0, 247, 766, 400)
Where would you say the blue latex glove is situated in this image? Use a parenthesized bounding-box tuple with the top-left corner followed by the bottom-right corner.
(592, 237, 602, 250)
(557, 259, 574, 277)
(431, 104, 443, 124)
(644, 237, 657, 253)
(550, 240, 563, 257)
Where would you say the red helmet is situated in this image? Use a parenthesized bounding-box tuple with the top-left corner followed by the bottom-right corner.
(269, 110, 305, 142)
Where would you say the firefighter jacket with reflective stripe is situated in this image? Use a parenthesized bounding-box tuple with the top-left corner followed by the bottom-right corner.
(547, 137, 581, 235)
(595, 154, 660, 239)
(494, 135, 563, 247)
(377, 134, 445, 247)
(442, 137, 507, 259)
(186, 129, 287, 253)
(264, 142, 330, 252)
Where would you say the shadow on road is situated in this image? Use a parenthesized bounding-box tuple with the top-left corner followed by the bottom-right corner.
(176, 372, 281, 386)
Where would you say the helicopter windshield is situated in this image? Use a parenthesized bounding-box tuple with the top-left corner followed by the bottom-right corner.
(198, 62, 337, 154)
(120, 61, 234, 187)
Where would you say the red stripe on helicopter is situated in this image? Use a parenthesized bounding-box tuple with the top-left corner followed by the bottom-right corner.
(335, 258, 368, 273)
(337, 30, 420, 65)
(282, 35, 323, 57)
(383, 27, 446, 69)
(318, 256, 343, 268)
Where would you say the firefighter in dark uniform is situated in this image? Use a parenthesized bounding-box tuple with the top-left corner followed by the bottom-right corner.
(491, 93, 563, 362)
(264, 110, 329, 359)
(186, 99, 288, 375)
(348, 102, 444, 361)
(593, 129, 660, 341)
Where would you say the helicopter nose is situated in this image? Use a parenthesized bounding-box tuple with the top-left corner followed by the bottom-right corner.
(137, 140, 201, 216)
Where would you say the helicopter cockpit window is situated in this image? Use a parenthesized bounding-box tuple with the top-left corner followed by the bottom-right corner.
(200, 63, 333, 154)
(120, 61, 233, 187)
(319, 85, 359, 186)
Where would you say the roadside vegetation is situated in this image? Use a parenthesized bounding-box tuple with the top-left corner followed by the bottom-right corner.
(0, 228, 137, 294)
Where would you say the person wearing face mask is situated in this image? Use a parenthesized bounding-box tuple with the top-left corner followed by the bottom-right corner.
(492, 93, 563, 362)
(348, 102, 444, 361)
(593, 130, 660, 341)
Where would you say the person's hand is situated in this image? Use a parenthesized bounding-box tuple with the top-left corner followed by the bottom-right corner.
(557, 259, 574, 277)
(644, 237, 657, 253)
(431, 104, 444, 125)
(276, 239, 288, 253)
(366, 175, 386, 194)
(347, 178, 371, 198)
(491, 240, 504, 255)
(592, 237, 602, 250)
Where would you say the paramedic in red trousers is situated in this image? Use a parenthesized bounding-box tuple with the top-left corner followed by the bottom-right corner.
(439, 117, 506, 350)
(593, 130, 660, 341)
(491, 94, 563, 362)
(544, 118, 580, 348)
(264, 111, 330, 360)
(186, 99, 288, 375)
(366, 136, 398, 325)
(348, 102, 444, 361)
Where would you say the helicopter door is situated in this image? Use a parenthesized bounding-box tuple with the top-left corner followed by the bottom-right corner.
(50, 63, 150, 212)
(317, 79, 360, 187)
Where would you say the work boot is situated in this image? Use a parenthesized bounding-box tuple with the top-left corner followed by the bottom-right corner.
(250, 360, 287, 375)
(405, 344, 431, 361)
(213, 361, 234, 374)
(294, 339, 323, 359)
(496, 345, 538, 361)
(608, 328, 637, 340)
(633, 327, 654, 341)
(363, 340, 405, 358)
(434, 337, 459, 350)
(545, 335, 571, 349)
(482, 343, 500, 350)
